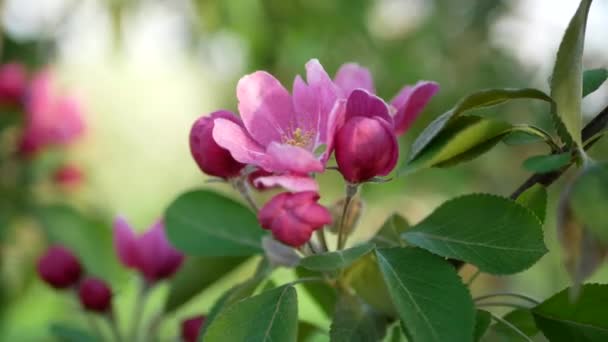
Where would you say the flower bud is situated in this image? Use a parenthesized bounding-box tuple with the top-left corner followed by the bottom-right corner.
(258, 191, 332, 247)
(53, 164, 84, 189)
(181, 315, 206, 342)
(334, 90, 398, 183)
(0, 62, 27, 106)
(189, 110, 245, 179)
(78, 277, 112, 313)
(37, 245, 82, 289)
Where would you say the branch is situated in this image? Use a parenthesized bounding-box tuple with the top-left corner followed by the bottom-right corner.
(510, 104, 608, 199)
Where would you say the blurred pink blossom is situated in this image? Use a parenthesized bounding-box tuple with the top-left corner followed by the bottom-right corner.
(113, 216, 184, 283)
(19, 70, 85, 157)
(0, 62, 27, 106)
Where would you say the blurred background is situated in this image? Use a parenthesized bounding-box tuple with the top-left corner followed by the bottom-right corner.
(1, 0, 607, 340)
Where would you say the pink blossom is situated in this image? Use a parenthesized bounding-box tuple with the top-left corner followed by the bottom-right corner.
(189, 110, 245, 179)
(113, 217, 184, 283)
(258, 191, 332, 247)
(333, 63, 439, 136)
(19, 70, 85, 157)
(213, 59, 345, 192)
(0, 62, 27, 106)
(335, 89, 399, 183)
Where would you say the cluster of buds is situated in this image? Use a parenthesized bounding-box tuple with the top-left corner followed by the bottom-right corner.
(37, 246, 112, 314)
(189, 59, 438, 248)
(36, 218, 209, 341)
(0, 62, 86, 190)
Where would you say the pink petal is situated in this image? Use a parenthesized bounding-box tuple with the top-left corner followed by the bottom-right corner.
(391, 81, 439, 136)
(322, 99, 346, 164)
(345, 89, 393, 124)
(292, 59, 340, 148)
(254, 175, 319, 192)
(237, 71, 296, 146)
(334, 63, 375, 96)
(265, 142, 323, 174)
(212, 118, 267, 167)
(113, 216, 140, 269)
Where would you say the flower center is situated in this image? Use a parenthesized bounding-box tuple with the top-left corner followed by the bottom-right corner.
(283, 128, 314, 148)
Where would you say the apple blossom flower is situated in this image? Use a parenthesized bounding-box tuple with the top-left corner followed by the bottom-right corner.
(334, 62, 439, 136)
(113, 217, 184, 284)
(258, 191, 332, 247)
(181, 315, 206, 342)
(18, 70, 85, 157)
(78, 277, 112, 313)
(0, 62, 27, 106)
(334, 89, 399, 183)
(37, 245, 83, 289)
(212, 59, 345, 193)
(189, 110, 246, 179)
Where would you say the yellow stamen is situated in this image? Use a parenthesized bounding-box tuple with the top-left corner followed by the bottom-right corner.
(283, 128, 314, 148)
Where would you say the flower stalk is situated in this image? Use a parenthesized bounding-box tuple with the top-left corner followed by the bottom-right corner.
(337, 183, 359, 250)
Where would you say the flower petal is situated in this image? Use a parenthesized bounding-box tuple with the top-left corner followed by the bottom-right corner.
(391, 81, 439, 136)
(265, 142, 323, 174)
(292, 59, 340, 148)
(212, 118, 267, 167)
(345, 89, 393, 124)
(334, 63, 375, 96)
(254, 174, 319, 192)
(113, 216, 139, 269)
(237, 71, 296, 146)
(322, 99, 346, 164)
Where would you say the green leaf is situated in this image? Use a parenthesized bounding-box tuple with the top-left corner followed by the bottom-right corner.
(570, 163, 608, 242)
(199, 258, 273, 339)
(533, 284, 608, 341)
(330, 294, 389, 342)
(36, 206, 120, 281)
(516, 184, 548, 224)
(164, 256, 247, 312)
(300, 243, 374, 272)
(382, 323, 408, 342)
(375, 247, 475, 342)
(502, 130, 544, 146)
(474, 310, 492, 342)
(204, 285, 299, 342)
(583, 68, 608, 97)
(372, 214, 409, 248)
(550, 0, 593, 147)
(557, 186, 608, 290)
(409, 88, 552, 162)
(522, 152, 571, 174)
(403, 194, 547, 275)
(49, 324, 100, 342)
(296, 268, 338, 317)
(344, 254, 396, 317)
(299, 322, 329, 342)
(165, 190, 266, 256)
(403, 116, 513, 174)
(488, 309, 539, 342)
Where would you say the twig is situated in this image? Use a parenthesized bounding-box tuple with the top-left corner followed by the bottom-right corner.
(474, 292, 540, 305)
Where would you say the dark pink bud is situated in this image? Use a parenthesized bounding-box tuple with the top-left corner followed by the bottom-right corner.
(189, 110, 245, 179)
(78, 277, 112, 313)
(53, 164, 84, 189)
(181, 315, 206, 342)
(258, 191, 332, 247)
(0, 62, 27, 106)
(37, 245, 82, 289)
(334, 89, 398, 183)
